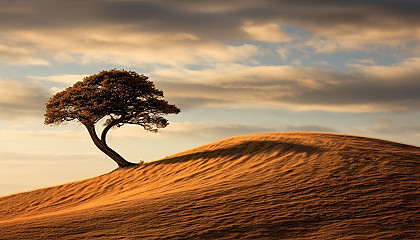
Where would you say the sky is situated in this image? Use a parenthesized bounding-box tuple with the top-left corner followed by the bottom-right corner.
(1, 0, 420, 196)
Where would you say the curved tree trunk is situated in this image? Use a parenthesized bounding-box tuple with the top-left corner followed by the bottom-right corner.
(84, 123, 136, 168)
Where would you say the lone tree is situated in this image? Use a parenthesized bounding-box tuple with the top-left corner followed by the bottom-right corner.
(45, 69, 180, 168)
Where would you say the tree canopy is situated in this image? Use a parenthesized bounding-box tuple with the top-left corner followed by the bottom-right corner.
(45, 69, 180, 167)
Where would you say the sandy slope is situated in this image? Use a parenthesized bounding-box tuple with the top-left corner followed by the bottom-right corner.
(0, 132, 419, 239)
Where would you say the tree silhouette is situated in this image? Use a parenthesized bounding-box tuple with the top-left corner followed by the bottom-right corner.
(44, 69, 180, 168)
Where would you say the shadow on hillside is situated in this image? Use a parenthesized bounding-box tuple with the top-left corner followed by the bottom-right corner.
(153, 140, 323, 165)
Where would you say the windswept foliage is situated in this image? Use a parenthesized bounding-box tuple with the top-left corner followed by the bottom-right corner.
(45, 69, 180, 167)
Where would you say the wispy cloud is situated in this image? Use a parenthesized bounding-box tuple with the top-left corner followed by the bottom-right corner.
(153, 58, 420, 113)
(0, 151, 98, 165)
(241, 21, 291, 43)
(0, 79, 49, 117)
(283, 124, 338, 133)
(108, 121, 273, 140)
(0, 28, 259, 67)
(1, 55, 419, 122)
(355, 118, 420, 135)
(28, 74, 87, 85)
(28, 74, 89, 94)
(0, 129, 87, 141)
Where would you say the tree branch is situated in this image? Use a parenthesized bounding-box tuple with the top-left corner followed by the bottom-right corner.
(85, 122, 135, 168)
(84, 123, 106, 151)
(101, 118, 125, 145)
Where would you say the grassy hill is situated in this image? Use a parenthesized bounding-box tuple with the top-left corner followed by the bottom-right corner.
(0, 132, 419, 239)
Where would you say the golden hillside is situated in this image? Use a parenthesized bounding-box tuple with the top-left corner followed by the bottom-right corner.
(0, 132, 419, 239)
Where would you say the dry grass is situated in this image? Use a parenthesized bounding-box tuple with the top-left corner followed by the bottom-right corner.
(0, 132, 419, 239)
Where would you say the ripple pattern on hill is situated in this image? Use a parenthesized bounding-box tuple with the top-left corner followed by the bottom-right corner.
(0, 132, 419, 239)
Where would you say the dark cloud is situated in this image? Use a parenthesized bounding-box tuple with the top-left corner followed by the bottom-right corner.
(0, 0, 243, 40)
(1, 0, 419, 40)
(281, 75, 420, 109)
(271, 0, 420, 28)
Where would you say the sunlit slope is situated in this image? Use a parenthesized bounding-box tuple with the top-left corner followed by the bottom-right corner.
(0, 132, 419, 239)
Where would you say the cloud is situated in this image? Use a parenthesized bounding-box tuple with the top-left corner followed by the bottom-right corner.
(108, 121, 274, 140)
(1, 56, 417, 123)
(165, 122, 274, 139)
(241, 21, 291, 43)
(0, 150, 110, 195)
(0, 184, 37, 197)
(0, 1, 419, 117)
(0, 29, 259, 67)
(355, 118, 420, 135)
(0, 0, 419, 66)
(283, 124, 338, 133)
(303, 38, 342, 53)
(269, 1, 420, 50)
(0, 37, 50, 65)
(153, 58, 420, 113)
(0, 129, 87, 141)
(0, 151, 98, 165)
(28, 74, 89, 93)
(0, 79, 50, 117)
(28, 74, 87, 85)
